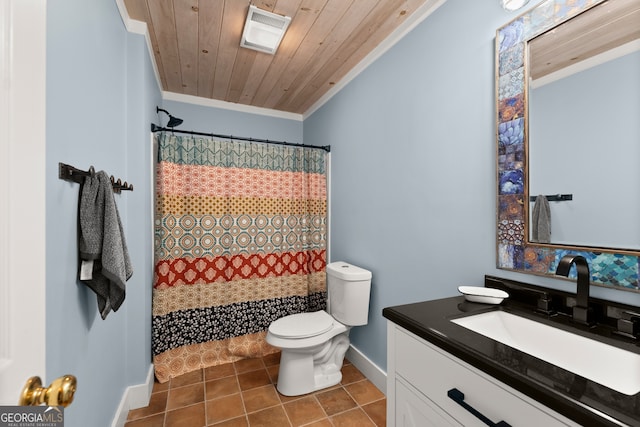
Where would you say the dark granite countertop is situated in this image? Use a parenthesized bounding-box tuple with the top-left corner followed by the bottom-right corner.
(382, 275, 640, 427)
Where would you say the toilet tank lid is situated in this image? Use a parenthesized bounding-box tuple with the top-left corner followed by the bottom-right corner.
(327, 262, 372, 281)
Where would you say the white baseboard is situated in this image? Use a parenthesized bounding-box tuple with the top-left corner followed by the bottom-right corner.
(111, 364, 154, 427)
(346, 344, 387, 395)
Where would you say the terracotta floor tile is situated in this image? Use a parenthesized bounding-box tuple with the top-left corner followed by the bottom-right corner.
(205, 363, 236, 381)
(330, 407, 376, 427)
(152, 380, 170, 394)
(315, 388, 357, 416)
(340, 364, 365, 385)
(242, 385, 281, 413)
(283, 395, 326, 426)
(262, 351, 281, 367)
(302, 419, 333, 427)
(206, 376, 240, 400)
(171, 368, 203, 388)
(209, 416, 249, 426)
(237, 369, 271, 391)
(246, 405, 291, 427)
(165, 403, 206, 427)
(277, 392, 309, 404)
(345, 380, 385, 405)
(206, 393, 245, 425)
(167, 382, 205, 410)
(126, 358, 386, 427)
(123, 412, 165, 427)
(266, 364, 279, 384)
(362, 399, 387, 427)
(234, 357, 264, 373)
(127, 391, 168, 421)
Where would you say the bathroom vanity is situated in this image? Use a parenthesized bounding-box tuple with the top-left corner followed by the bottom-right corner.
(383, 276, 640, 427)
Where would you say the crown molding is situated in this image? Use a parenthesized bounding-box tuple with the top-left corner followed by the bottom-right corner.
(162, 91, 303, 121)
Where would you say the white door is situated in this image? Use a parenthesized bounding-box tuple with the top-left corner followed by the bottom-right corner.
(0, 0, 47, 404)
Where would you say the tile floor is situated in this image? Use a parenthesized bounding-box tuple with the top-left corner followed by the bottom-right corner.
(125, 352, 386, 426)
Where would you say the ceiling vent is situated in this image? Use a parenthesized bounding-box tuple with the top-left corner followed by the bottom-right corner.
(240, 5, 291, 55)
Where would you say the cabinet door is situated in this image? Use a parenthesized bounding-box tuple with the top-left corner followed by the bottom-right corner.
(395, 328, 579, 427)
(396, 379, 461, 427)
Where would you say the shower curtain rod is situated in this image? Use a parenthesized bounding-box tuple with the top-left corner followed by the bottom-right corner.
(151, 124, 331, 152)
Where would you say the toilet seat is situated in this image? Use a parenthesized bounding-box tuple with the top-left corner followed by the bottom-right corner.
(268, 311, 334, 339)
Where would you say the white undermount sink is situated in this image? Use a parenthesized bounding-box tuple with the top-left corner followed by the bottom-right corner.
(451, 310, 640, 395)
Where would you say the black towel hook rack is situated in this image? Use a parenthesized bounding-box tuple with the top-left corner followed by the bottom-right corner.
(59, 162, 133, 193)
(529, 194, 572, 202)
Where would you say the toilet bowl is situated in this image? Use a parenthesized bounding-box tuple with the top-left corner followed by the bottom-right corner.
(266, 262, 372, 396)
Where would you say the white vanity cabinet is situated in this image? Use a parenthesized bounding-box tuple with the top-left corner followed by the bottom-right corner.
(387, 323, 581, 427)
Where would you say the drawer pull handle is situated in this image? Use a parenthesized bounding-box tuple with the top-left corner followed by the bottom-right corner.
(447, 388, 511, 427)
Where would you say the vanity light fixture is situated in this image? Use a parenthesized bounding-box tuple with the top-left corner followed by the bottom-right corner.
(240, 5, 291, 54)
(501, 0, 531, 11)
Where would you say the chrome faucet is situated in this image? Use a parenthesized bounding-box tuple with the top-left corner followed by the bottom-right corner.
(555, 254, 595, 326)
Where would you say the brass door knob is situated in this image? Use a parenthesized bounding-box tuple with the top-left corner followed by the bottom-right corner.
(19, 375, 77, 407)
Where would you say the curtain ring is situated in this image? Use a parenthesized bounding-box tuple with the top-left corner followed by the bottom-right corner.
(89, 166, 95, 177)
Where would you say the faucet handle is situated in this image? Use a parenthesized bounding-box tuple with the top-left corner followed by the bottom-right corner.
(536, 293, 555, 315)
(617, 311, 640, 339)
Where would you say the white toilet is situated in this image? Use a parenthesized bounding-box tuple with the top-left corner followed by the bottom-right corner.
(266, 261, 372, 396)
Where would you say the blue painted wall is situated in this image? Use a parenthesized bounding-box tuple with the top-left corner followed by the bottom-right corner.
(304, 0, 503, 370)
(304, 0, 640, 371)
(46, 0, 159, 425)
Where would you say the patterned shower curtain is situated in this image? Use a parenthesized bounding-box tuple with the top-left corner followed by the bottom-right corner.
(152, 132, 328, 382)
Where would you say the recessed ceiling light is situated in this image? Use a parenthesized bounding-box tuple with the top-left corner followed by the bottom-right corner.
(501, 0, 531, 11)
(240, 5, 291, 55)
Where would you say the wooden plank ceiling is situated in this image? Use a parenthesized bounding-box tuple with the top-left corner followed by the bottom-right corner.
(124, 0, 438, 115)
(529, 0, 640, 81)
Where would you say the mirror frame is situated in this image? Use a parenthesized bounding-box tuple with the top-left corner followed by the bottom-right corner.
(495, 0, 640, 292)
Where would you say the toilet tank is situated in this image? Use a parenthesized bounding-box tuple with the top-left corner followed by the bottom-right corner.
(326, 261, 372, 326)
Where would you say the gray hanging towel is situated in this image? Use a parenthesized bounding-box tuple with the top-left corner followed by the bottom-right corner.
(78, 170, 133, 319)
(531, 194, 551, 243)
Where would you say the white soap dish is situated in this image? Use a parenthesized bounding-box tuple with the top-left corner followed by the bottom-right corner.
(458, 286, 509, 304)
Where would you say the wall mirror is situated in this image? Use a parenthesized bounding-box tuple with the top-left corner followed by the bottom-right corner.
(496, 0, 640, 292)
